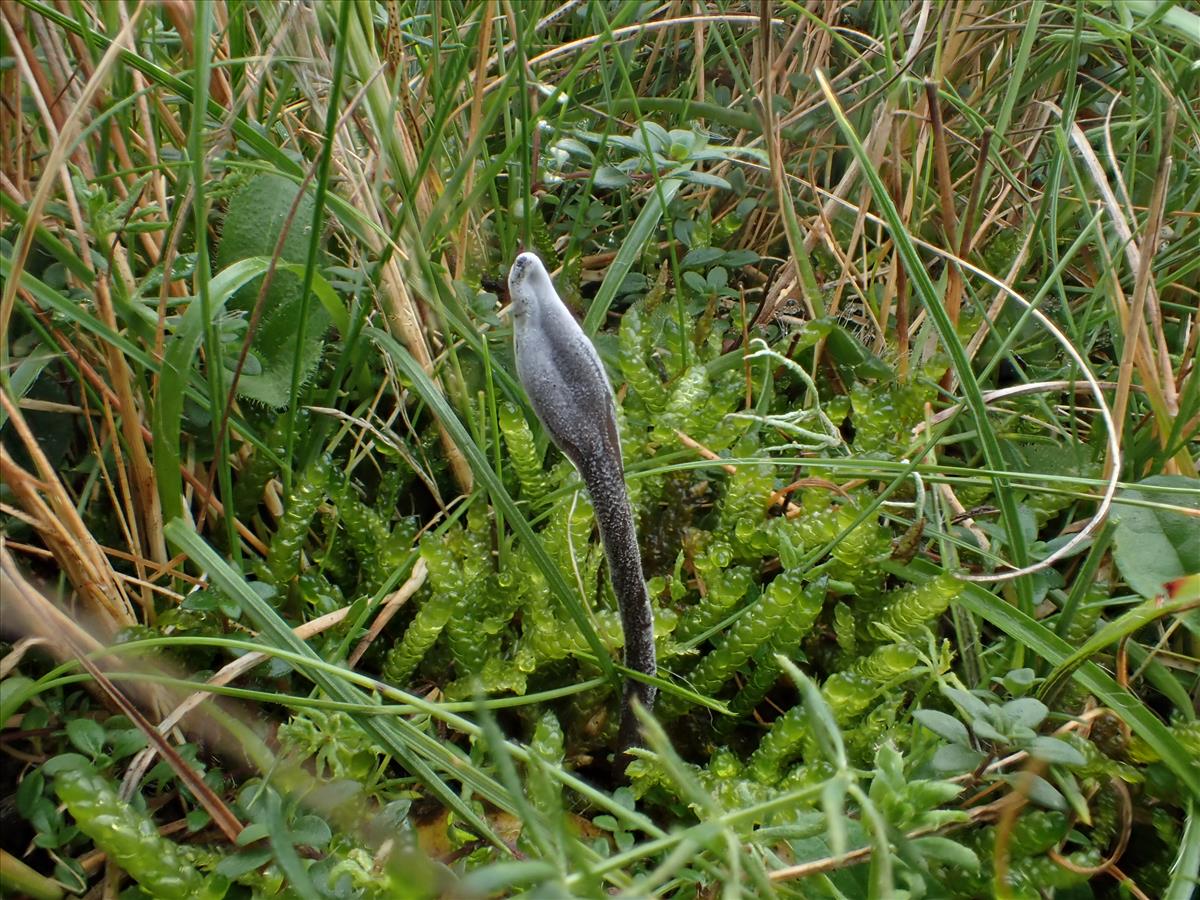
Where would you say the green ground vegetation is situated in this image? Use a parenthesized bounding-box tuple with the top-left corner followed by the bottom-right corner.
(2, 1, 1199, 898)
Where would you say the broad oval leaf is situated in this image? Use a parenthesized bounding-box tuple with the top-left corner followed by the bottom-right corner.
(914, 709, 971, 746)
(1112, 475, 1200, 600)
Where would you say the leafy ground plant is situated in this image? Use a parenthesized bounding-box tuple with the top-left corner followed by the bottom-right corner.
(2, 1, 1199, 898)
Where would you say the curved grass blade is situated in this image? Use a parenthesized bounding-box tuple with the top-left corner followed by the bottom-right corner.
(1040, 591, 1200, 705)
(282, 0, 353, 474)
(1165, 800, 1200, 900)
(154, 258, 348, 525)
(156, 258, 261, 527)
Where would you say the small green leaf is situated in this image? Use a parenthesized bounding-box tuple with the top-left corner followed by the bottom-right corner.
(1003, 697, 1048, 730)
(290, 814, 332, 849)
(682, 271, 709, 294)
(22, 706, 49, 732)
(181, 588, 220, 612)
(932, 744, 986, 774)
(677, 170, 731, 190)
(1027, 736, 1086, 767)
(1001, 668, 1036, 695)
(236, 823, 270, 845)
(706, 266, 728, 290)
(15, 769, 45, 818)
(1002, 773, 1066, 810)
(971, 715, 1007, 743)
(942, 685, 991, 720)
(185, 809, 211, 832)
(215, 848, 273, 879)
(65, 720, 105, 757)
(915, 710, 971, 746)
(53, 858, 87, 894)
(720, 249, 760, 267)
(823, 322, 893, 379)
(592, 815, 619, 832)
(554, 137, 592, 161)
(594, 166, 632, 189)
(682, 247, 724, 268)
(108, 729, 147, 761)
(912, 836, 980, 871)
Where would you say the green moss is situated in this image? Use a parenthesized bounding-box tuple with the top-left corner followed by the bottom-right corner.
(266, 455, 331, 586)
(49, 756, 206, 899)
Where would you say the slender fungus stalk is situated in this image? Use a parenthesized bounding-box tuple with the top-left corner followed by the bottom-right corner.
(508, 252, 657, 765)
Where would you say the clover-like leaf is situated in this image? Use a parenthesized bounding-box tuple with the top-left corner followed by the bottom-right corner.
(65, 719, 105, 758)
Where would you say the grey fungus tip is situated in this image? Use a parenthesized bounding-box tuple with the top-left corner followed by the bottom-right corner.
(508, 250, 657, 771)
(508, 251, 544, 292)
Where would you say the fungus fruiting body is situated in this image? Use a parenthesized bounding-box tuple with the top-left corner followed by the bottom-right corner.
(508, 252, 657, 759)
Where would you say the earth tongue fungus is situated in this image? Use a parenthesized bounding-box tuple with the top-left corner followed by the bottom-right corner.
(508, 252, 657, 770)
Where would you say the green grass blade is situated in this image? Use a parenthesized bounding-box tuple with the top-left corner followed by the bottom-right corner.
(1040, 592, 1199, 704)
(186, 0, 240, 560)
(583, 179, 684, 335)
(281, 0, 353, 480)
(1165, 800, 1200, 900)
(155, 257, 271, 525)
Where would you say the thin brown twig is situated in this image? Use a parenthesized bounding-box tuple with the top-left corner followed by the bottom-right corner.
(1047, 778, 1133, 879)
